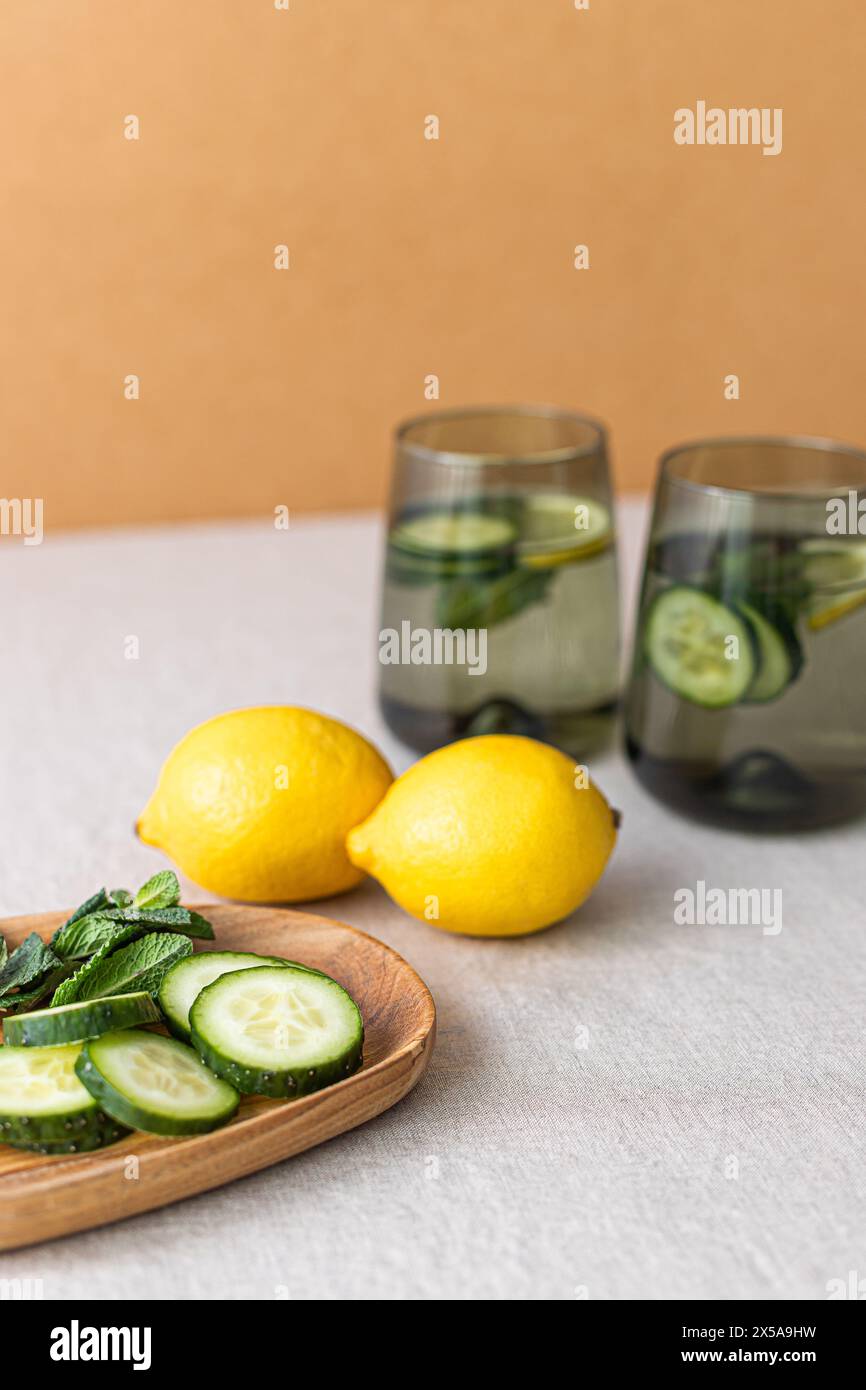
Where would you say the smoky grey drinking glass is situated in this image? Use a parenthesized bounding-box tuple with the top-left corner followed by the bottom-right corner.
(624, 436, 866, 830)
(378, 405, 620, 756)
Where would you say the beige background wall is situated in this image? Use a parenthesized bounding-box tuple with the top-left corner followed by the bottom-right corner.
(2, 0, 864, 529)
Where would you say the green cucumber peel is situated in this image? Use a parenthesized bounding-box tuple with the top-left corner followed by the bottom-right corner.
(4, 991, 162, 1047)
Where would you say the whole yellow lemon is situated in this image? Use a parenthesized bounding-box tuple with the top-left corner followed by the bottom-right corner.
(346, 734, 617, 936)
(137, 707, 393, 902)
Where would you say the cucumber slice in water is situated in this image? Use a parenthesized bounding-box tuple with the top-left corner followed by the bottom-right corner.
(3, 991, 161, 1048)
(645, 586, 755, 707)
(190, 965, 363, 1099)
(77, 1030, 240, 1136)
(0, 1042, 129, 1152)
(737, 602, 802, 704)
(390, 510, 516, 557)
(159, 950, 325, 1042)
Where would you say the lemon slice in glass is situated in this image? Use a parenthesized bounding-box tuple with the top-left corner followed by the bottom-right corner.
(516, 494, 612, 569)
(801, 539, 866, 630)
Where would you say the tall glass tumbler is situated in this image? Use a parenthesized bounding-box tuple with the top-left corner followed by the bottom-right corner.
(624, 436, 866, 830)
(378, 405, 620, 756)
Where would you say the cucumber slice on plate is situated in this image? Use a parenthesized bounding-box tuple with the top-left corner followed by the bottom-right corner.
(645, 585, 756, 707)
(3, 990, 161, 1048)
(76, 1030, 239, 1136)
(516, 494, 612, 569)
(159, 950, 326, 1042)
(190, 965, 363, 1099)
(0, 1042, 129, 1152)
(736, 602, 803, 703)
(2, 1130, 129, 1156)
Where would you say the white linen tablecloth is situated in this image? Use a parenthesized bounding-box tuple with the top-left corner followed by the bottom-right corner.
(0, 498, 863, 1301)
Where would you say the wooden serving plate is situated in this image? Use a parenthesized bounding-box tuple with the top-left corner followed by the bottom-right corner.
(0, 904, 436, 1251)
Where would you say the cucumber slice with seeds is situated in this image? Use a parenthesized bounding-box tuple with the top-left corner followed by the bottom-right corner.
(645, 585, 756, 707)
(76, 1030, 239, 1136)
(0, 1042, 129, 1151)
(390, 511, 516, 558)
(737, 602, 803, 704)
(190, 965, 363, 1099)
(158, 950, 326, 1042)
(4, 991, 161, 1048)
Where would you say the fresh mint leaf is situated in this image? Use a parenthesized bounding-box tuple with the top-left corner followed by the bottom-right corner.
(66, 888, 111, 924)
(52, 914, 139, 962)
(53, 906, 214, 959)
(50, 888, 110, 945)
(0, 933, 62, 995)
(173, 909, 214, 939)
(133, 871, 181, 911)
(0, 937, 6, 972)
(1, 964, 75, 1014)
(51, 941, 118, 1006)
(108, 905, 214, 939)
(109, 888, 133, 908)
(63, 931, 193, 1002)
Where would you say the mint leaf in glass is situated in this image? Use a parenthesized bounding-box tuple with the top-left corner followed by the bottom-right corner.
(436, 567, 553, 630)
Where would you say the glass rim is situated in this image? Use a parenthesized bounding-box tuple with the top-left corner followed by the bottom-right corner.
(395, 403, 607, 467)
(658, 433, 866, 501)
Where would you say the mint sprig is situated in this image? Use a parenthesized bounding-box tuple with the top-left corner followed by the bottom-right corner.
(2, 871, 214, 1017)
(133, 871, 181, 911)
(56, 932, 193, 1003)
(0, 933, 62, 996)
(52, 905, 213, 961)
